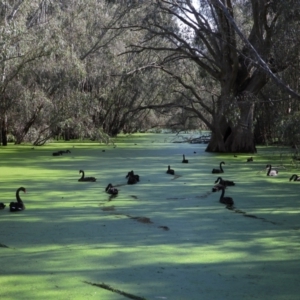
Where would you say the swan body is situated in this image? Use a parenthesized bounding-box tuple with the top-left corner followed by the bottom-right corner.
(127, 176, 137, 185)
(126, 171, 140, 182)
(9, 187, 26, 212)
(0, 203, 5, 209)
(78, 170, 97, 182)
(214, 177, 235, 186)
(52, 151, 62, 156)
(105, 183, 118, 195)
(182, 155, 188, 163)
(266, 164, 278, 176)
(219, 187, 234, 206)
(166, 165, 175, 175)
(212, 161, 225, 174)
(53, 150, 71, 156)
(133, 172, 140, 182)
(289, 174, 300, 181)
(126, 171, 139, 184)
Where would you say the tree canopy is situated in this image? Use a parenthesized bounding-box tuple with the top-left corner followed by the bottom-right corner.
(0, 0, 299, 152)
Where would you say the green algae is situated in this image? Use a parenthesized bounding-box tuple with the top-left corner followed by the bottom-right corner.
(0, 133, 300, 299)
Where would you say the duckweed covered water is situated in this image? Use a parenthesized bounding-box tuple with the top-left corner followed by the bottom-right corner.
(0, 133, 299, 300)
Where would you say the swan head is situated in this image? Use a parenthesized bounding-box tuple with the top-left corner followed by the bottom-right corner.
(18, 187, 26, 193)
(106, 183, 113, 191)
(214, 177, 222, 184)
(126, 171, 134, 178)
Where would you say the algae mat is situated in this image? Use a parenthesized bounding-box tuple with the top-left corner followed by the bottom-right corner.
(0, 133, 300, 300)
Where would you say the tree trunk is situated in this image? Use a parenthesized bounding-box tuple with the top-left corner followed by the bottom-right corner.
(1, 117, 8, 146)
(206, 95, 257, 153)
(205, 116, 228, 152)
(225, 102, 256, 153)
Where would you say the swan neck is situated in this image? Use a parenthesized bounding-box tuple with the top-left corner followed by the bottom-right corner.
(220, 188, 225, 199)
(16, 189, 23, 202)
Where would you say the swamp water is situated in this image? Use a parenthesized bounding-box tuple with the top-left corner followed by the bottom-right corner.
(0, 133, 300, 300)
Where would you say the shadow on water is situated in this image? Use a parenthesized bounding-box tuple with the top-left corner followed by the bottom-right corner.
(226, 205, 280, 225)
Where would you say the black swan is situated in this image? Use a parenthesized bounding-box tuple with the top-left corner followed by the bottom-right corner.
(9, 187, 26, 212)
(78, 170, 97, 182)
(289, 174, 300, 181)
(126, 171, 140, 182)
(214, 177, 235, 186)
(247, 157, 253, 162)
(132, 171, 140, 181)
(218, 186, 234, 206)
(0, 203, 5, 209)
(182, 155, 188, 163)
(266, 164, 278, 176)
(212, 161, 225, 174)
(52, 151, 62, 156)
(166, 165, 175, 175)
(105, 183, 118, 195)
(126, 171, 138, 185)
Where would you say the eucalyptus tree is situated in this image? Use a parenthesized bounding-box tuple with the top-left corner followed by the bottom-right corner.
(0, 2, 39, 144)
(0, 1, 191, 145)
(73, 0, 180, 137)
(118, 0, 300, 152)
(1, 1, 125, 144)
(0, 0, 61, 145)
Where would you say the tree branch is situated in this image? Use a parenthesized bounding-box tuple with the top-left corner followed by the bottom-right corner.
(213, 0, 300, 100)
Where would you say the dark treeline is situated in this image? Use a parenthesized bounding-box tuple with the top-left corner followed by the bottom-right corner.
(0, 1, 299, 152)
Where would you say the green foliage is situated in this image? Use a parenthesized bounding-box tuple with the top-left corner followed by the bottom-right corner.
(0, 0, 299, 152)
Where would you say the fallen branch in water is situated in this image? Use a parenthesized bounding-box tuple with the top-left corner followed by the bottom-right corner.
(83, 281, 147, 300)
